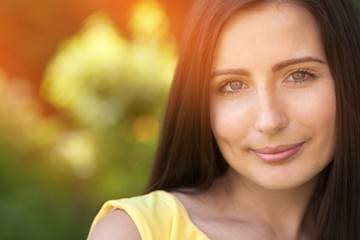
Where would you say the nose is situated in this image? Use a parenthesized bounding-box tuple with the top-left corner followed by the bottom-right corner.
(254, 90, 288, 135)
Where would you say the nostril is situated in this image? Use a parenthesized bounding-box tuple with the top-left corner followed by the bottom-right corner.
(254, 105, 288, 135)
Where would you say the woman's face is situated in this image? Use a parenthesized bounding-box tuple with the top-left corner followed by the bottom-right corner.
(210, 2, 336, 190)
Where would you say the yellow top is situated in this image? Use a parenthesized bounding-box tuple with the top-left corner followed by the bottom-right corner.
(88, 190, 209, 240)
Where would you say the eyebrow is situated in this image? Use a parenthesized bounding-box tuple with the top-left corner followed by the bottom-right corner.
(272, 56, 326, 72)
(210, 56, 326, 79)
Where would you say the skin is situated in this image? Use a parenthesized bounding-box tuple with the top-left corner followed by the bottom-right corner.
(210, 2, 336, 193)
(89, 2, 336, 240)
(198, 1, 335, 239)
(89, 210, 141, 240)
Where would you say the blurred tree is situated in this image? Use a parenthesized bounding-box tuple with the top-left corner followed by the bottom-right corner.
(0, 1, 177, 239)
(0, 0, 191, 93)
(355, 0, 360, 15)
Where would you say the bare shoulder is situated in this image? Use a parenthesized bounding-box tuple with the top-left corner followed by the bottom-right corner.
(88, 210, 141, 240)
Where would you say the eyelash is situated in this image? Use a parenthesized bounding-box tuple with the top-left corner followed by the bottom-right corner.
(219, 80, 247, 95)
(218, 68, 319, 95)
(286, 68, 319, 85)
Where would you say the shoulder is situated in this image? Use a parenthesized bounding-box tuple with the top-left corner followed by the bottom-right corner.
(88, 209, 141, 240)
(88, 191, 175, 240)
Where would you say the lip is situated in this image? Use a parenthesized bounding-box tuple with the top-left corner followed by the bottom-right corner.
(252, 142, 305, 164)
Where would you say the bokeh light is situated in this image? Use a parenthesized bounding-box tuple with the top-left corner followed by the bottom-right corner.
(0, 0, 179, 239)
(40, 2, 177, 180)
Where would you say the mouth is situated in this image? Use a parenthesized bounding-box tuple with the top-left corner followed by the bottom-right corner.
(252, 142, 305, 164)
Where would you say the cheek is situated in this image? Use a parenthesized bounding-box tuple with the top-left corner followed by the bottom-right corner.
(211, 100, 232, 140)
(293, 81, 337, 162)
(210, 98, 251, 141)
(296, 84, 336, 130)
(282, 76, 336, 129)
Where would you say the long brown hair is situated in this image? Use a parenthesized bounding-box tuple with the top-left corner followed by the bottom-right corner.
(146, 0, 360, 239)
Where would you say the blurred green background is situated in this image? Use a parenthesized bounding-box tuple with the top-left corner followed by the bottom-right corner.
(0, 0, 359, 239)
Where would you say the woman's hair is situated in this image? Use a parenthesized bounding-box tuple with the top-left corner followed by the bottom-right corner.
(145, 0, 360, 239)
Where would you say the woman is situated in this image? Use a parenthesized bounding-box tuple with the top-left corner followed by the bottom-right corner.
(89, 0, 360, 239)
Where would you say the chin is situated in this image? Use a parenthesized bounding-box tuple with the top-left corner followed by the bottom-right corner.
(252, 172, 321, 192)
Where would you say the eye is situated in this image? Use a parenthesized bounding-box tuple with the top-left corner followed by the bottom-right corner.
(292, 72, 306, 80)
(286, 69, 318, 85)
(229, 81, 243, 90)
(221, 80, 247, 94)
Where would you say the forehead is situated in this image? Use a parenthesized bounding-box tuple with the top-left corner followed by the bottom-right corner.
(212, 2, 324, 71)
(225, 1, 315, 28)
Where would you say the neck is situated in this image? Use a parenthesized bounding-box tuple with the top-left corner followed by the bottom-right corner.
(213, 171, 318, 239)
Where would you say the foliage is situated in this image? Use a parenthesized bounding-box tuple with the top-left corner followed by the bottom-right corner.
(0, 1, 177, 238)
